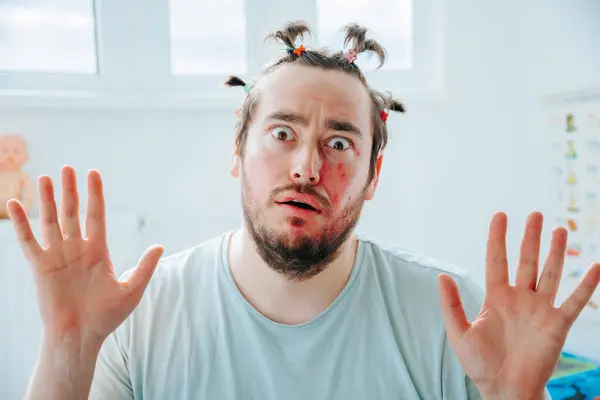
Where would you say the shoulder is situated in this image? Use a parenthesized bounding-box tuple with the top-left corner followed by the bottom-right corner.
(357, 234, 484, 318)
(110, 232, 230, 346)
(358, 233, 475, 284)
(116, 232, 230, 326)
(355, 235, 486, 396)
(118, 231, 229, 290)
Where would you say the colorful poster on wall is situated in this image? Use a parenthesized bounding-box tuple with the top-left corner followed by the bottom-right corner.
(547, 90, 600, 325)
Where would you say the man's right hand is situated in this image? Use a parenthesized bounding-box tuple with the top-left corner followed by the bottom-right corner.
(7, 165, 163, 349)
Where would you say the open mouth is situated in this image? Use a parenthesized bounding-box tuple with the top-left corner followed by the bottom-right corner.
(278, 200, 317, 211)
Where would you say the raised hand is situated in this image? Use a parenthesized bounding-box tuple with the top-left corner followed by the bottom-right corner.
(7, 166, 163, 347)
(438, 211, 600, 400)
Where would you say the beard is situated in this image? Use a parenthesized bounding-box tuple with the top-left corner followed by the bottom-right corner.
(241, 174, 367, 281)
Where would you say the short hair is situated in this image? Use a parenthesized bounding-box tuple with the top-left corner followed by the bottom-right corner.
(225, 20, 405, 183)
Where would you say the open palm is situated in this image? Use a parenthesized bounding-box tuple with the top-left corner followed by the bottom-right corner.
(8, 166, 163, 345)
(438, 212, 600, 399)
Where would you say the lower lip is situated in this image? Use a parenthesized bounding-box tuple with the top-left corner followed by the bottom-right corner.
(276, 203, 320, 218)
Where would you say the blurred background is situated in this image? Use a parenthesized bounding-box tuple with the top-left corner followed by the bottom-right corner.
(0, 0, 599, 398)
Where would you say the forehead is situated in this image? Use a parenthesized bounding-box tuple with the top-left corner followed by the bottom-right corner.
(254, 64, 372, 125)
(1, 136, 25, 144)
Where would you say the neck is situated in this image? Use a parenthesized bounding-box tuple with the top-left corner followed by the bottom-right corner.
(228, 227, 358, 325)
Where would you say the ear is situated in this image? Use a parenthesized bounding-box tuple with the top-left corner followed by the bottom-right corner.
(364, 153, 383, 201)
(230, 141, 241, 178)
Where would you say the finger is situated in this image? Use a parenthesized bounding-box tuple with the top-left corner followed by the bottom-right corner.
(438, 274, 471, 344)
(6, 199, 43, 264)
(123, 245, 164, 303)
(536, 227, 568, 304)
(559, 263, 600, 325)
(515, 212, 543, 290)
(85, 170, 106, 243)
(38, 175, 63, 248)
(60, 166, 81, 238)
(486, 212, 509, 289)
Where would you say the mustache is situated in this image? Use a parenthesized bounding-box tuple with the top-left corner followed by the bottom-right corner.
(270, 184, 331, 211)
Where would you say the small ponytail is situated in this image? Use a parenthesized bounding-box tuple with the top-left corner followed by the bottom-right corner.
(373, 90, 406, 123)
(343, 23, 387, 68)
(386, 97, 406, 113)
(264, 20, 311, 58)
(224, 76, 246, 87)
(224, 76, 253, 93)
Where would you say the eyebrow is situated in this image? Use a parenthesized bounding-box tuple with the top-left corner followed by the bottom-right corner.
(265, 111, 363, 139)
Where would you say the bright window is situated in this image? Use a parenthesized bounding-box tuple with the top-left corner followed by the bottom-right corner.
(0, 0, 440, 108)
(0, 0, 97, 73)
(168, 0, 246, 75)
(316, 0, 413, 71)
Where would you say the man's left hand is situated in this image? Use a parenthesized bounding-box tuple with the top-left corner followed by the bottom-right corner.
(438, 211, 600, 400)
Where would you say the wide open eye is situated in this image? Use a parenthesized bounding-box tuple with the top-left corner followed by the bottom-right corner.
(271, 126, 295, 141)
(326, 137, 351, 150)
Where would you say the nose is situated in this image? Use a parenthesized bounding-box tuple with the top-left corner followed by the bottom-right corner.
(290, 147, 321, 185)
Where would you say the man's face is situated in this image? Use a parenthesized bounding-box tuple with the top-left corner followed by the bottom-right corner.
(231, 64, 382, 280)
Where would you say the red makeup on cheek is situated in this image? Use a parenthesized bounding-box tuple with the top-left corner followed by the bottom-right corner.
(323, 162, 351, 208)
(337, 162, 347, 182)
(311, 96, 324, 102)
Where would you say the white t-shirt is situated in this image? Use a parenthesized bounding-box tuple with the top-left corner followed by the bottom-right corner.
(90, 232, 488, 399)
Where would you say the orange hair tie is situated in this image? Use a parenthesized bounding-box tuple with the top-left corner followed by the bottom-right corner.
(293, 44, 306, 57)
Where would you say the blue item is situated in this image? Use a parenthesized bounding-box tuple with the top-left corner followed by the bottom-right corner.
(547, 352, 600, 399)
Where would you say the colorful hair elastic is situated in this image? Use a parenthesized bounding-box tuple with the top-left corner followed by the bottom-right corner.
(287, 44, 306, 57)
(380, 109, 389, 123)
(344, 49, 357, 63)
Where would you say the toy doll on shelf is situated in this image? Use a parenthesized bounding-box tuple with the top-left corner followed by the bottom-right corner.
(0, 135, 35, 219)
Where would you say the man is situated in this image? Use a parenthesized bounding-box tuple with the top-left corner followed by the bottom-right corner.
(10, 22, 599, 400)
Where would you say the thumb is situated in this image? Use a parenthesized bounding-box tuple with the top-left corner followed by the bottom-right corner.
(438, 273, 470, 344)
(125, 245, 164, 302)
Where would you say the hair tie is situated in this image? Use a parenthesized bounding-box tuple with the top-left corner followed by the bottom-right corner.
(294, 44, 306, 56)
(243, 83, 252, 93)
(344, 49, 357, 63)
(287, 44, 306, 57)
(380, 109, 389, 123)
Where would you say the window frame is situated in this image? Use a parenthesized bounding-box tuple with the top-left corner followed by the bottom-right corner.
(0, 0, 443, 110)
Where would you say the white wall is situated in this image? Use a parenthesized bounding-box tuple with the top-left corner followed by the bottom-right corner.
(0, 108, 245, 254)
(1, 0, 599, 397)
